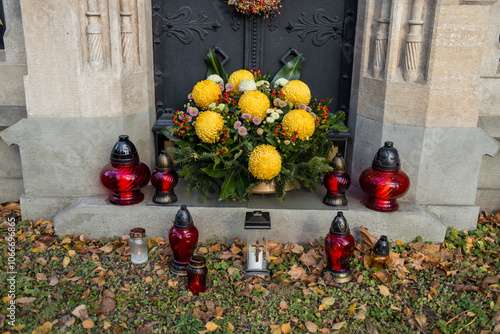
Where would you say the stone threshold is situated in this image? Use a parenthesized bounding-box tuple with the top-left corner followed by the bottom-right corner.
(53, 180, 447, 243)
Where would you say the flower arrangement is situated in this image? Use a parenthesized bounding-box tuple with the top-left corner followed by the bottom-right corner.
(162, 49, 348, 201)
(227, 0, 282, 17)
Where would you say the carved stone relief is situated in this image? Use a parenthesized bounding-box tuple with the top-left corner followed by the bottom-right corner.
(372, 0, 391, 79)
(403, 0, 425, 83)
(85, 0, 104, 71)
(120, 0, 135, 69)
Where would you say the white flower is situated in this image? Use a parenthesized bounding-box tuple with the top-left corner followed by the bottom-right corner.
(208, 102, 217, 110)
(238, 79, 257, 93)
(276, 109, 283, 114)
(266, 108, 275, 114)
(266, 117, 275, 123)
(207, 74, 224, 85)
(216, 103, 226, 112)
(271, 112, 279, 120)
(275, 78, 289, 88)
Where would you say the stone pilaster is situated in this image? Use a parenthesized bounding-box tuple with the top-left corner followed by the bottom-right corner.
(0, 0, 156, 220)
(349, 0, 499, 230)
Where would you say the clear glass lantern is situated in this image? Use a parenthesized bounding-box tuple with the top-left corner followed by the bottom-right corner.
(244, 211, 271, 276)
(129, 228, 148, 264)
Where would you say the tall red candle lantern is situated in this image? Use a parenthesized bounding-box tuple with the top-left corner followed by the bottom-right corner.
(151, 150, 178, 204)
(100, 135, 151, 205)
(359, 141, 410, 212)
(324, 211, 355, 283)
(323, 153, 351, 206)
(169, 205, 199, 276)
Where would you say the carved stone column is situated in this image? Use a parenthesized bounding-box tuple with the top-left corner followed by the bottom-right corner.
(373, 0, 391, 79)
(120, 0, 135, 69)
(86, 0, 104, 71)
(403, 0, 425, 83)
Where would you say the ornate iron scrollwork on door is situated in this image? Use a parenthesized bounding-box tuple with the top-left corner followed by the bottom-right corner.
(285, 9, 343, 46)
(153, 6, 221, 45)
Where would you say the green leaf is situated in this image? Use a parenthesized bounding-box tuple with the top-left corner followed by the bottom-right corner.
(219, 169, 238, 200)
(206, 49, 229, 83)
(161, 127, 181, 142)
(271, 54, 302, 88)
(201, 167, 228, 179)
(266, 135, 278, 146)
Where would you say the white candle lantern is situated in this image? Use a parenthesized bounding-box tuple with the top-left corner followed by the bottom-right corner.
(244, 211, 271, 276)
(129, 228, 148, 264)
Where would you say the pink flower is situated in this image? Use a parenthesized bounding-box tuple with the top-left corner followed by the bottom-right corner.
(238, 126, 248, 136)
(241, 113, 252, 120)
(187, 107, 199, 117)
(252, 116, 262, 125)
(234, 121, 242, 129)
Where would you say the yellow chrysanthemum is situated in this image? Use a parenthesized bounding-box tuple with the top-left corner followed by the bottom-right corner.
(228, 70, 254, 95)
(248, 144, 282, 180)
(191, 80, 221, 109)
(282, 109, 315, 140)
(281, 80, 311, 107)
(238, 90, 270, 120)
(195, 110, 224, 143)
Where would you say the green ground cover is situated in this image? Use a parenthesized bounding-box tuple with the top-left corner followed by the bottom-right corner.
(0, 203, 499, 334)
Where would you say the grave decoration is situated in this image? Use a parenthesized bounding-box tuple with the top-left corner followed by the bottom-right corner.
(151, 150, 178, 205)
(323, 153, 351, 207)
(227, 0, 282, 17)
(129, 228, 148, 264)
(324, 212, 355, 283)
(359, 141, 410, 212)
(163, 49, 348, 202)
(100, 135, 151, 205)
(369, 235, 390, 269)
(187, 255, 208, 295)
(244, 211, 271, 276)
(169, 205, 199, 276)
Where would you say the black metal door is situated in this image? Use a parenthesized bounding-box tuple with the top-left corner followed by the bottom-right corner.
(152, 0, 356, 120)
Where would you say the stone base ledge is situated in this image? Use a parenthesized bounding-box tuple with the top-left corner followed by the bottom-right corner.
(53, 181, 447, 243)
(423, 205, 481, 231)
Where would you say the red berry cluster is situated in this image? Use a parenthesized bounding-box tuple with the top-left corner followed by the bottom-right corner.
(273, 125, 298, 142)
(270, 88, 286, 101)
(172, 110, 191, 136)
(217, 92, 237, 106)
(316, 105, 330, 125)
(249, 68, 262, 77)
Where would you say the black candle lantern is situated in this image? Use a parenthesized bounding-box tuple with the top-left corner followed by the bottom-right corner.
(244, 211, 271, 276)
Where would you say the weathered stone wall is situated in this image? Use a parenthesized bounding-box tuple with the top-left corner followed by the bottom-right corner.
(0, 0, 26, 202)
(476, 1, 500, 213)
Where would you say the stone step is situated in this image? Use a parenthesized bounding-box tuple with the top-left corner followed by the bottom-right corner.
(53, 180, 448, 244)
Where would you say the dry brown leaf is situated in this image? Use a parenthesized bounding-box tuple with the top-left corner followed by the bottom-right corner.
(332, 321, 345, 330)
(280, 301, 289, 310)
(415, 314, 427, 329)
(82, 319, 94, 329)
(300, 249, 318, 268)
(65, 316, 75, 327)
(358, 226, 378, 253)
(227, 267, 238, 277)
(62, 256, 71, 267)
(365, 318, 379, 334)
(68, 250, 76, 257)
(371, 270, 393, 284)
(282, 323, 292, 333)
(35, 321, 53, 334)
(208, 242, 222, 252)
(288, 265, 307, 280)
(206, 321, 219, 332)
(231, 246, 242, 254)
(270, 324, 282, 334)
(36, 273, 47, 282)
(94, 290, 116, 314)
(305, 321, 318, 333)
(72, 304, 89, 321)
(378, 285, 391, 296)
(16, 297, 36, 304)
(227, 321, 235, 332)
(103, 321, 112, 329)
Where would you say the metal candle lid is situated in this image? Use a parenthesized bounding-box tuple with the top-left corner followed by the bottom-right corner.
(332, 153, 347, 173)
(173, 204, 194, 229)
(130, 227, 146, 238)
(330, 211, 350, 236)
(155, 150, 174, 172)
(372, 141, 400, 171)
(373, 235, 390, 256)
(189, 255, 206, 268)
(110, 135, 139, 163)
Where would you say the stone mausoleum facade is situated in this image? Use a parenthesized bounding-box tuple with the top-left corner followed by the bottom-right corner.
(0, 0, 499, 243)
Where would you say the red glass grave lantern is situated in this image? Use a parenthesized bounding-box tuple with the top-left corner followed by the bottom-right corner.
(323, 153, 351, 206)
(169, 205, 199, 276)
(151, 150, 178, 204)
(359, 141, 410, 212)
(187, 255, 208, 295)
(100, 135, 151, 205)
(324, 211, 355, 283)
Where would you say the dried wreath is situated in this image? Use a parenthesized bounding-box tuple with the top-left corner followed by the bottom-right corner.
(227, 0, 282, 18)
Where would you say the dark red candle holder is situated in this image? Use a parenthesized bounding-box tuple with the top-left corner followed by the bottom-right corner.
(169, 205, 199, 276)
(324, 212, 355, 283)
(323, 153, 351, 206)
(100, 135, 151, 205)
(187, 255, 208, 295)
(359, 141, 410, 212)
(151, 150, 178, 204)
